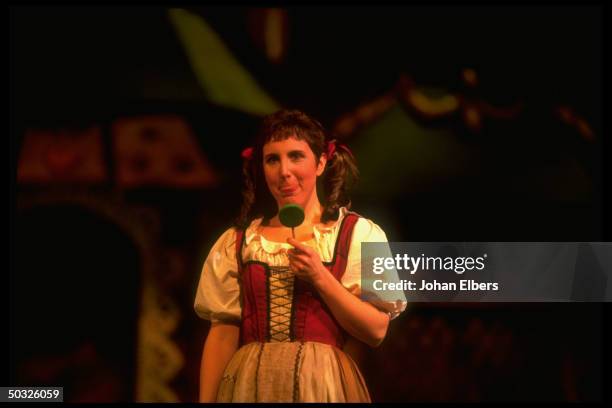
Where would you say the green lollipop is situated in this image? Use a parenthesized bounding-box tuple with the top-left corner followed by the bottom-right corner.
(279, 203, 305, 239)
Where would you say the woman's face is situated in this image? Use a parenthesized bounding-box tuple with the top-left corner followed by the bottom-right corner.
(262, 136, 326, 210)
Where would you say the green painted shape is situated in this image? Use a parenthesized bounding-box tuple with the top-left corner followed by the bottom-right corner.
(351, 104, 475, 197)
(168, 8, 280, 116)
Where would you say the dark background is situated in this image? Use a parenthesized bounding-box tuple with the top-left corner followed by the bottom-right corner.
(9, 5, 607, 402)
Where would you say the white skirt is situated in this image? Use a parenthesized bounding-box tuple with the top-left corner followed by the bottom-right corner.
(217, 341, 371, 402)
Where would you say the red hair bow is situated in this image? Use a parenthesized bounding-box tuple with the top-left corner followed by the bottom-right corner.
(327, 140, 337, 158)
(327, 140, 354, 160)
(241, 147, 254, 160)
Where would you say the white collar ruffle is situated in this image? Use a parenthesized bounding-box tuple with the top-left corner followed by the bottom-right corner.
(243, 207, 350, 256)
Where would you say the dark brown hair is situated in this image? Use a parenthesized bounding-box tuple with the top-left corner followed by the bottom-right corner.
(234, 109, 358, 229)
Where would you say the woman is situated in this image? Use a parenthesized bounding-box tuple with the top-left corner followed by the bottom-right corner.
(194, 109, 406, 402)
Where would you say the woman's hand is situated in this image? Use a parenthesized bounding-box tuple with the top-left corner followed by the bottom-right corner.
(287, 237, 389, 347)
(287, 237, 328, 287)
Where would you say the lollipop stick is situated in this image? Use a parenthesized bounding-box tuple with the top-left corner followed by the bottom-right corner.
(292, 227, 295, 239)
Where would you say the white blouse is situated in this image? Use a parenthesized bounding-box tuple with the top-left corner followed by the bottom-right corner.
(194, 207, 407, 323)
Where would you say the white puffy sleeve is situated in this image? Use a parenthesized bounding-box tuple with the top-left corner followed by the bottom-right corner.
(341, 217, 407, 320)
(194, 227, 242, 323)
